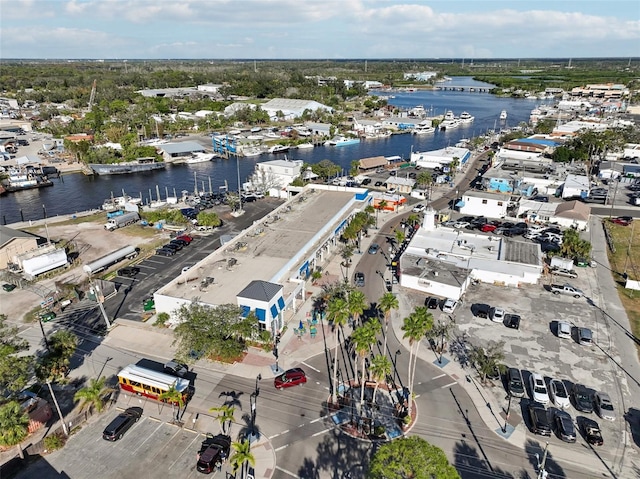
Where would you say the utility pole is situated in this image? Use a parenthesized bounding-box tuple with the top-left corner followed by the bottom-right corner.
(47, 381, 68, 436)
(89, 276, 111, 329)
(536, 442, 549, 479)
(501, 393, 512, 433)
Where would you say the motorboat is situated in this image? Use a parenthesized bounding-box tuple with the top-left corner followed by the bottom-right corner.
(326, 136, 360, 147)
(268, 144, 290, 154)
(459, 111, 474, 123)
(500, 110, 508, 120)
(413, 123, 435, 135)
(184, 152, 216, 164)
(296, 143, 315, 149)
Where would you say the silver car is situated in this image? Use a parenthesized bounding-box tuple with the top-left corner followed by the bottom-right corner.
(595, 392, 616, 421)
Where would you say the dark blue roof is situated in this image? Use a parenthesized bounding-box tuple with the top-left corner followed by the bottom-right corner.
(522, 138, 560, 147)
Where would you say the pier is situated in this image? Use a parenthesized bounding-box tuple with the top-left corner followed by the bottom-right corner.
(434, 85, 493, 93)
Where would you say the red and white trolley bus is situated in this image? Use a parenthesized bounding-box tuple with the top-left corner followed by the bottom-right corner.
(117, 364, 191, 404)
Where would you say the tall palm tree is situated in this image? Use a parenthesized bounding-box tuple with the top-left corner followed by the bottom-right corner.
(74, 376, 114, 413)
(339, 245, 355, 282)
(159, 385, 185, 420)
(401, 307, 434, 416)
(427, 321, 454, 364)
(230, 439, 255, 479)
(326, 297, 350, 404)
(347, 290, 367, 327)
(378, 292, 399, 356)
(210, 404, 236, 434)
(0, 401, 29, 447)
(350, 322, 378, 411)
(369, 354, 392, 404)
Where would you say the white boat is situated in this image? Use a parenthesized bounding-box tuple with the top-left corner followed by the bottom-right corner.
(439, 115, 460, 130)
(268, 144, 290, 154)
(246, 135, 263, 141)
(459, 111, 474, 123)
(444, 110, 456, 121)
(296, 143, 315, 149)
(413, 123, 435, 135)
(326, 136, 360, 147)
(500, 110, 508, 120)
(184, 152, 215, 164)
(250, 127, 262, 133)
(241, 147, 262, 157)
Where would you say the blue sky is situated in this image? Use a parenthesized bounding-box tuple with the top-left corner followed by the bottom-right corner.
(1, 0, 639, 59)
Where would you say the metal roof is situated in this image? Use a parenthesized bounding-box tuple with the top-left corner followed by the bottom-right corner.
(158, 141, 205, 155)
(237, 280, 282, 302)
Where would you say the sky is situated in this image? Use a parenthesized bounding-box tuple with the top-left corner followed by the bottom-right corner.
(1, 0, 639, 59)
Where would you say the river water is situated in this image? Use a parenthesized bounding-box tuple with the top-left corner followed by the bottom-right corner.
(0, 77, 548, 224)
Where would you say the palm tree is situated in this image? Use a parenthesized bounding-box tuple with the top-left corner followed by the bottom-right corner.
(347, 290, 367, 327)
(369, 354, 392, 404)
(401, 307, 434, 416)
(230, 439, 255, 479)
(159, 385, 185, 420)
(350, 321, 379, 411)
(326, 297, 350, 404)
(0, 401, 30, 447)
(210, 404, 236, 434)
(339, 244, 355, 282)
(394, 229, 406, 250)
(407, 213, 420, 227)
(469, 341, 506, 383)
(449, 157, 460, 178)
(426, 321, 454, 364)
(378, 292, 399, 355)
(74, 376, 114, 413)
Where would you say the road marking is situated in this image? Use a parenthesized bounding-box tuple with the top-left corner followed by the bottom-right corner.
(432, 373, 446, 380)
(298, 424, 305, 427)
(275, 445, 289, 452)
(281, 429, 289, 434)
(311, 428, 331, 437)
(310, 417, 323, 423)
(276, 466, 300, 478)
(441, 381, 458, 389)
(268, 433, 281, 439)
(301, 361, 320, 372)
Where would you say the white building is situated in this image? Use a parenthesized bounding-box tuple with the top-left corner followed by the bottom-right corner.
(247, 158, 304, 197)
(260, 99, 332, 121)
(562, 174, 590, 199)
(399, 208, 543, 300)
(552, 201, 591, 231)
(197, 84, 223, 94)
(458, 191, 510, 218)
(411, 147, 471, 170)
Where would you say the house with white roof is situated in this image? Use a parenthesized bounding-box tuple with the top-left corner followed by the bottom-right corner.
(458, 191, 511, 218)
(561, 174, 590, 199)
(410, 147, 471, 170)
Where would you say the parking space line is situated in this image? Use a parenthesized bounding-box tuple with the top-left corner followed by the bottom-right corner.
(133, 421, 165, 453)
(432, 373, 446, 380)
(168, 432, 201, 471)
(276, 466, 300, 478)
(275, 444, 289, 452)
(440, 381, 458, 389)
(311, 428, 331, 437)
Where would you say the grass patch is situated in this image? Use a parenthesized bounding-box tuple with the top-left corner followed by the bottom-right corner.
(604, 220, 640, 358)
(21, 213, 105, 233)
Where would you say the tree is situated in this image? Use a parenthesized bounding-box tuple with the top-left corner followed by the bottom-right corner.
(196, 211, 222, 227)
(0, 315, 33, 396)
(378, 292, 399, 355)
(36, 330, 78, 383)
(347, 290, 367, 327)
(0, 401, 30, 447)
(339, 244, 355, 283)
(401, 307, 433, 416)
(427, 321, 454, 365)
(469, 341, 505, 383)
(560, 228, 592, 259)
(159, 385, 185, 420)
(350, 321, 380, 411)
(74, 376, 114, 413)
(210, 404, 236, 434)
(448, 157, 460, 178)
(326, 297, 349, 404)
(230, 439, 255, 479)
(173, 302, 259, 363)
(416, 171, 433, 191)
(369, 354, 392, 404)
(368, 436, 461, 479)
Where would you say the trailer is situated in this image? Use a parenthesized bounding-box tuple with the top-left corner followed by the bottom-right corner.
(104, 211, 139, 231)
(82, 246, 138, 275)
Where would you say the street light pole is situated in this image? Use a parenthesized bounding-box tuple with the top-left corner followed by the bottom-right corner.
(502, 393, 512, 433)
(536, 442, 549, 479)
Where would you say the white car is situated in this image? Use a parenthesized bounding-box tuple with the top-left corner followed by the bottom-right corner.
(549, 379, 571, 409)
(530, 373, 550, 404)
(442, 298, 458, 314)
(453, 221, 470, 229)
(594, 392, 616, 421)
(557, 321, 572, 339)
(412, 203, 426, 213)
(490, 307, 506, 323)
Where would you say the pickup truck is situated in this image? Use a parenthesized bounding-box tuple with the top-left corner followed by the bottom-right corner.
(549, 283, 584, 298)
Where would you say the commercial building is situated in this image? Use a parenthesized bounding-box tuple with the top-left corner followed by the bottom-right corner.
(458, 191, 511, 218)
(410, 146, 471, 170)
(157, 142, 206, 161)
(561, 174, 590, 199)
(0, 226, 42, 270)
(260, 99, 333, 121)
(246, 158, 304, 197)
(155, 185, 372, 333)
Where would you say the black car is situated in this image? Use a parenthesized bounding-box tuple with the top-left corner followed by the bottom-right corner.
(425, 297, 439, 309)
(164, 359, 189, 378)
(507, 367, 525, 398)
(571, 384, 594, 413)
(505, 314, 521, 329)
(528, 403, 551, 436)
(103, 407, 142, 441)
(361, 178, 372, 185)
(170, 239, 189, 247)
(472, 303, 490, 319)
(580, 417, 603, 446)
(197, 434, 231, 474)
(2, 283, 17, 292)
(156, 248, 176, 257)
(163, 242, 182, 251)
(118, 267, 140, 277)
(532, 195, 549, 202)
(554, 412, 576, 443)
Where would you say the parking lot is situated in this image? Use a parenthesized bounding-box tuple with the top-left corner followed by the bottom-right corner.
(408, 262, 628, 453)
(15, 411, 215, 479)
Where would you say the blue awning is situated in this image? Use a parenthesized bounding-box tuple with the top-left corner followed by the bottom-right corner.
(277, 297, 285, 310)
(455, 200, 465, 207)
(255, 308, 266, 322)
(240, 305, 250, 317)
(270, 305, 278, 319)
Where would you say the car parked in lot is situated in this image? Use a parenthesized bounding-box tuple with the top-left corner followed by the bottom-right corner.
(489, 307, 506, 323)
(2, 283, 16, 292)
(554, 411, 576, 442)
(611, 216, 633, 226)
(118, 267, 140, 277)
(472, 303, 490, 319)
(156, 248, 176, 256)
(103, 407, 142, 441)
(549, 379, 571, 409)
(480, 222, 499, 233)
(425, 296, 439, 309)
(594, 391, 616, 421)
(176, 234, 193, 244)
(578, 327, 593, 346)
(551, 267, 577, 279)
(530, 373, 550, 404)
(163, 242, 182, 251)
(505, 314, 521, 329)
(274, 368, 307, 390)
(528, 403, 551, 436)
(507, 367, 525, 398)
(368, 243, 380, 254)
(557, 321, 572, 339)
(442, 298, 457, 314)
(196, 434, 231, 474)
(571, 384, 594, 413)
(39, 311, 57, 322)
(580, 417, 603, 446)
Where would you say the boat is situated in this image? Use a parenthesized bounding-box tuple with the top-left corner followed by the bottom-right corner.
(102, 194, 143, 211)
(2, 166, 54, 192)
(246, 135, 263, 141)
(268, 144, 290, 154)
(439, 112, 460, 131)
(413, 123, 435, 135)
(459, 111, 475, 123)
(500, 110, 508, 120)
(296, 143, 315, 149)
(250, 127, 262, 133)
(89, 158, 165, 175)
(326, 136, 360, 147)
(184, 152, 216, 164)
(241, 147, 262, 157)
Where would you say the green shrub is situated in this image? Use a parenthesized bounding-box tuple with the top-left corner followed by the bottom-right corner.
(44, 433, 66, 452)
(154, 312, 170, 327)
